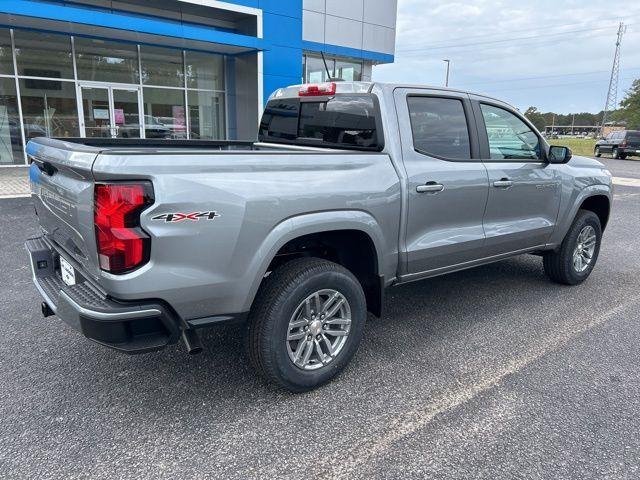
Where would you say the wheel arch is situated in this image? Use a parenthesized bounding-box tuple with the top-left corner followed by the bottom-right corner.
(549, 185, 612, 247)
(243, 211, 388, 318)
(579, 194, 611, 231)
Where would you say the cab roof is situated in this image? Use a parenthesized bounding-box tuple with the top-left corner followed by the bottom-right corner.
(268, 81, 515, 110)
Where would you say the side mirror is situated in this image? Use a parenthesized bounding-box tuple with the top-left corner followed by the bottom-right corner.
(548, 146, 572, 164)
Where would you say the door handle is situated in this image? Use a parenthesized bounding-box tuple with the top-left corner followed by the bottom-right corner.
(493, 178, 513, 189)
(416, 182, 444, 193)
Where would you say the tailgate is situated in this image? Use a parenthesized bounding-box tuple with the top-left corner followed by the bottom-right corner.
(27, 138, 101, 279)
(626, 133, 640, 149)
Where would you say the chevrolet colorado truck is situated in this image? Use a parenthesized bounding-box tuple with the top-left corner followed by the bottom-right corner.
(25, 82, 613, 392)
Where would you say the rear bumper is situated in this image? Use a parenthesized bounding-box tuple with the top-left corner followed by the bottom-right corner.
(25, 237, 181, 354)
(620, 148, 640, 155)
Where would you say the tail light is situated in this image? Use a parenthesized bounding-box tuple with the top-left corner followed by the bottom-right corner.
(620, 140, 627, 147)
(299, 82, 337, 97)
(94, 182, 154, 274)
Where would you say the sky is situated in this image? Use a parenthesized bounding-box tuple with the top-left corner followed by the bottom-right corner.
(372, 0, 640, 114)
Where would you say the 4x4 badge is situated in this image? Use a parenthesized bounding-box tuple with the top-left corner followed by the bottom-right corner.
(151, 211, 221, 223)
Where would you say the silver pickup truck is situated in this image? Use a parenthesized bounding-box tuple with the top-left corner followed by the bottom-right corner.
(25, 82, 613, 392)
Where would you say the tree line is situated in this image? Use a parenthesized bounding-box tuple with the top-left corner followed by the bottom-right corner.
(524, 78, 640, 132)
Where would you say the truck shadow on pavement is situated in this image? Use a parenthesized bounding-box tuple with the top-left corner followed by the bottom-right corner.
(58, 253, 566, 405)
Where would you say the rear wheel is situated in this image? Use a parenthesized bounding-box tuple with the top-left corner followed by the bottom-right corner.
(594, 146, 601, 157)
(247, 258, 366, 392)
(613, 148, 621, 159)
(543, 210, 602, 285)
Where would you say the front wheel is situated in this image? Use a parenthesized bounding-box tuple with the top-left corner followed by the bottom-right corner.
(247, 258, 366, 392)
(543, 210, 602, 285)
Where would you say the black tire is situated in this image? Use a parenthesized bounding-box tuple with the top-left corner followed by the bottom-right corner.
(619, 153, 627, 160)
(543, 210, 602, 285)
(613, 148, 621, 159)
(247, 257, 366, 392)
(594, 146, 601, 157)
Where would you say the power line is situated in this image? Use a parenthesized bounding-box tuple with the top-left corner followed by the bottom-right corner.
(469, 75, 636, 93)
(396, 24, 625, 54)
(395, 29, 621, 58)
(461, 67, 640, 87)
(394, 13, 640, 52)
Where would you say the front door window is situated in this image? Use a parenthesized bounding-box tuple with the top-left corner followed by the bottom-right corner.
(480, 104, 541, 160)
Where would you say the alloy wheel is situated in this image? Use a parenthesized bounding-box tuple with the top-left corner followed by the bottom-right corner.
(573, 225, 597, 273)
(286, 289, 352, 371)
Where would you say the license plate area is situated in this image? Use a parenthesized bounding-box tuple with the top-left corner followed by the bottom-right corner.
(59, 255, 76, 286)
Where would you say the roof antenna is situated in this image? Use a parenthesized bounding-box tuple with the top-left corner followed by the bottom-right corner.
(320, 52, 342, 82)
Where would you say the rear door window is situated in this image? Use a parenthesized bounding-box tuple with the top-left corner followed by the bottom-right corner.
(407, 96, 472, 160)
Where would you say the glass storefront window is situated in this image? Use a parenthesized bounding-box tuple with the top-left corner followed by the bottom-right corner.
(0, 78, 23, 164)
(75, 37, 139, 84)
(305, 56, 327, 83)
(0, 29, 13, 75)
(141, 45, 184, 88)
(0, 30, 229, 163)
(304, 55, 363, 83)
(185, 51, 224, 90)
(188, 90, 225, 140)
(14, 30, 74, 79)
(143, 87, 187, 139)
(19, 79, 79, 139)
(335, 60, 362, 82)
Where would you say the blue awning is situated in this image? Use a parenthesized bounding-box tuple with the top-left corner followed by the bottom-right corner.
(0, 0, 266, 55)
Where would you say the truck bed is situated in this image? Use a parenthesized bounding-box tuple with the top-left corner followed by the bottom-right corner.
(26, 136, 401, 323)
(38, 137, 354, 155)
(49, 137, 257, 151)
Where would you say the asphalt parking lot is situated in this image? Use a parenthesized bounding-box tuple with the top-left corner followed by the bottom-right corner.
(1, 157, 639, 479)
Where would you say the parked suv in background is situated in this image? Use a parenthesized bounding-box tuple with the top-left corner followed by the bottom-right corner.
(595, 130, 640, 159)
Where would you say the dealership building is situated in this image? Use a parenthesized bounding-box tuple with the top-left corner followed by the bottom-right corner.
(0, 0, 397, 165)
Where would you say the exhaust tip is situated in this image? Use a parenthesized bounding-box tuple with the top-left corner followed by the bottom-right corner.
(181, 328, 203, 355)
(41, 302, 54, 318)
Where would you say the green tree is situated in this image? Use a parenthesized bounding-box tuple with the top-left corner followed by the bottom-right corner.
(524, 106, 546, 131)
(617, 79, 640, 129)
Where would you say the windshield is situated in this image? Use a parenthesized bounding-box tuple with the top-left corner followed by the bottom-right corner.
(258, 95, 382, 151)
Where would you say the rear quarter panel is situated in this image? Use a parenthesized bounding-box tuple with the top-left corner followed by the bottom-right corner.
(92, 150, 402, 320)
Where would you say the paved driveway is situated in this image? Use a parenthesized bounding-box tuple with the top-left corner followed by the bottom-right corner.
(1, 157, 639, 479)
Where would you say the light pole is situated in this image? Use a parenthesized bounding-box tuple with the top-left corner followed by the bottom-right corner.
(443, 59, 450, 87)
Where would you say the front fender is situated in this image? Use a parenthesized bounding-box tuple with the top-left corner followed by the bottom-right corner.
(548, 183, 613, 246)
(240, 210, 390, 312)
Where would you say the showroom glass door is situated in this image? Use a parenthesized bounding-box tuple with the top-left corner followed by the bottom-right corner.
(80, 86, 112, 138)
(78, 84, 142, 138)
(112, 88, 142, 138)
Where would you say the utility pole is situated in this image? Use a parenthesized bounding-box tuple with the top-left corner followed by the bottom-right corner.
(443, 59, 450, 87)
(601, 22, 626, 135)
(571, 113, 575, 136)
